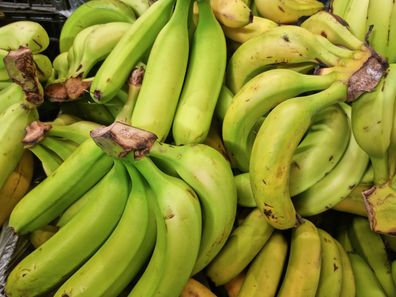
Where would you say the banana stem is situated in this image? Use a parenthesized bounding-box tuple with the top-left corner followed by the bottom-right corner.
(306, 81, 348, 114)
(371, 156, 389, 186)
(129, 155, 167, 185)
(48, 125, 89, 144)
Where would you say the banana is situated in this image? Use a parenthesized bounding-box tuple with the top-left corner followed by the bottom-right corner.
(9, 138, 114, 234)
(180, 278, 217, 297)
(335, 239, 356, 297)
(294, 104, 369, 216)
(203, 119, 229, 161)
(348, 252, 387, 297)
(330, 0, 350, 17)
(254, 0, 324, 24)
(388, 3, 396, 63)
(119, 0, 152, 16)
(0, 150, 34, 226)
(316, 229, 343, 297)
(0, 83, 25, 114)
(237, 231, 288, 297)
(172, 0, 226, 145)
(5, 161, 129, 297)
(54, 165, 156, 297)
(0, 21, 49, 53)
(130, 0, 192, 141)
(250, 81, 347, 230)
(128, 157, 202, 297)
(39, 137, 79, 161)
(341, 0, 370, 41)
(226, 25, 341, 93)
(223, 69, 338, 171)
(48, 52, 69, 84)
(332, 183, 370, 216)
(222, 16, 278, 44)
(206, 208, 273, 286)
(234, 173, 256, 207)
(365, 0, 394, 57)
(59, 0, 136, 52)
(90, 0, 175, 104)
(214, 85, 233, 122)
(46, 120, 101, 144)
(351, 64, 396, 185)
(32, 54, 52, 82)
(210, 0, 253, 28)
(277, 219, 322, 297)
(224, 272, 245, 297)
(29, 144, 63, 176)
(382, 234, 396, 253)
(336, 222, 354, 253)
(348, 216, 396, 297)
(30, 225, 58, 248)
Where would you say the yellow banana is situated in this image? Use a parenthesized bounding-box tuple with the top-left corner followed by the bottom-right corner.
(180, 278, 217, 297)
(210, 0, 253, 28)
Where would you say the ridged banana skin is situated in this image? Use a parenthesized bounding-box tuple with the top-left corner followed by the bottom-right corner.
(237, 232, 288, 297)
(0, 150, 34, 226)
(210, 0, 253, 28)
(226, 25, 340, 93)
(289, 104, 350, 196)
(131, 0, 192, 141)
(67, 22, 132, 79)
(54, 165, 156, 297)
(0, 83, 25, 114)
(132, 157, 202, 297)
(316, 229, 343, 297)
(9, 139, 114, 234)
(148, 142, 237, 274)
(59, 0, 136, 52)
(366, 0, 394, 57)
(206, 208, 273, 286)
(0, 21, 49, 53)
(294, 104, 369, 216)
(277, 219, 322, 297)
(223, 69, 337, 171)
(348, 216, 396, 297)
(342, 0, 370, 41)
(5, 161, 129, 297)
(348, 253, 387, 297)
(222, 16, 278, 44)
(172, 0, 226, 145)
(254, 0, 324, 24)
(335, 240, 356, 297)
(249, 82, 347, 230)
(388, 4, 396, 63)
(119, 0, 151, 16)
(0, 102, 38, 191)
(90, 0, 175, 104)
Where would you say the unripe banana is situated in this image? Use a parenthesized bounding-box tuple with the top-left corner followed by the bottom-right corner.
(214, 85, 233, 122)
(29, 144, 63, 176)
(210, 0, 253, 28)
(119, 0, 152, 16)
(331, 0, 350, 17)
(0, 83, 25, 114)
(341, 0, 370, 41)
(30, 225, 58, 248)
(335, 239, 356, 297)
(388, 4, 396, 63)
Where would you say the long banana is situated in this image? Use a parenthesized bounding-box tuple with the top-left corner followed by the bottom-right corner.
(342, 0, 370, 41)
(0, 83, 25, 114)
(172, 0, 226, 145)
(335, 239, 356, 297)
(119, 0, 152, 16)
(388, 3, 396, 63)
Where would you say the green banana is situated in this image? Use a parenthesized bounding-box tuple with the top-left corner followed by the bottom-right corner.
(277, 219, 322, 297)
(331, 0, 350, 17)
(250, 81, 347, 230)
(316, 229, 343, 297)
(47, 120, 101, 144)
(130, 0, 192, 141)
(332, 182, 371, 217)
(40, 137, 79, 161)
(348, 252, 387, 297)
(0, 83, 25, 113)
(119, 0, 152, 16)
(235, 173, 256, 207)
(214, 85, 233, 122)
(342, 0, 370, 41)
(32, 54, 52, 82)
(29, 144, 63, 176)
(237, 231, 288, 297)
(48, 52, 69, 84)
(9, 138, 114, 234)
(172, 0, 226, 145)
(335, 240, 356, 297)
(388, 3, 396, 63)
(0, 21, 49, 53)
(206, 208, 273, 286)
(54, 164, 156, 297)
(59, 0, 136, 52)
(90, 0, 175, 103)
(5, 161, 129, 297)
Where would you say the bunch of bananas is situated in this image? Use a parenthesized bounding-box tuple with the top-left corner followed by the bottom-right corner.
(1, 0, 396, 296)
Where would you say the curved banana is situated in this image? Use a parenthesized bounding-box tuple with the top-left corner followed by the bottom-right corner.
(250, 81, 347, 229)
(330, 0, 350, 17)
(238, 231, 288, 297)
(332, 182, 371, 216)
(388, 4, 396, 63)
(226, 25, 341, 93)
(206, 208, 273, 286)
(40, 137, 79, 161)
(0, 150, 34, 226)
(180, 278, 217, 297)
(32, 54, 52, 82)
(214, 85, 233, 122)
(0, 21, 49, 53)
(5, 161, 129, 297)
(47, 120, 101, 144)
(29, 144, 63, 176)
(341, 0, 370, 41)
(277, 219, 321, 297)
(172, 0, 227, 145)
(30, 225, 58, 248)
(235, 173, 256, 207)
(59, 0, 136, 52)
(130, 0, 192, 141)
(335, 239, 356, 297)
(119, 0, 152, 16)
(254, 0, 324, 24)
(210, 0, 253, 28)
(0, 83, 25, 114)
(316, 229, 343, 297)
(224, 272, 245, 297)
(90, 0, 175, 104)
(54, 165, 156, 297)
(48, 52, 69, 84)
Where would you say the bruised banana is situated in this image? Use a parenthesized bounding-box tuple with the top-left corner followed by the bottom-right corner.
(210, 0, 253, 28)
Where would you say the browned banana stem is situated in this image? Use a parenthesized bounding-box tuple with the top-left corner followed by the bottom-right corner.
(45, 77, 91, 102)
(22, 121, 52, 148)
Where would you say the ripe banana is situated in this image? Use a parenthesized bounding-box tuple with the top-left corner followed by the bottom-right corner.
(250, 81, 347, 229)
(206, 208, 273, 285)
(277, 219, 321, 297)
(59, 0, 136, 52)
(332, 182, 371, 217)
(90, 0, 175, 103)
(180, 278, 217, 297)
(210, 0, 253, 28)
(237, 231, 288, 297)
(224, 272, 245, 297)
(172, 0, 226, 145)
(255, 0, 324, 24)
(131, 0, 192, 141)
(5, 161, 129, 297)
(30, 225, 58, 248)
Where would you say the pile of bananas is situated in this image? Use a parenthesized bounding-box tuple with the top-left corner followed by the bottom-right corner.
(0, 0, 396, 296)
